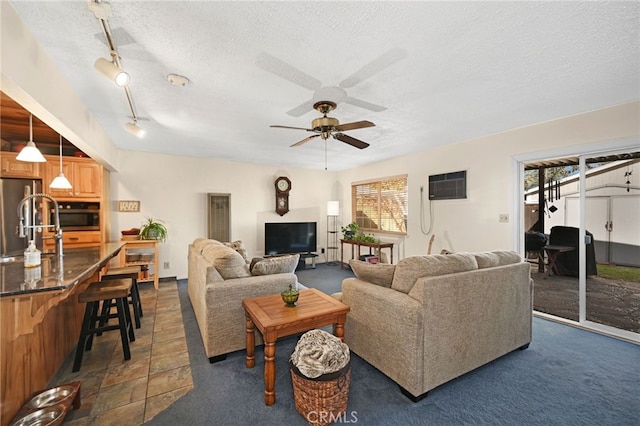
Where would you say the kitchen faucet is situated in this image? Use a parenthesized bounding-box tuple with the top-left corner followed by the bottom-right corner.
(17, 193, 63, 257)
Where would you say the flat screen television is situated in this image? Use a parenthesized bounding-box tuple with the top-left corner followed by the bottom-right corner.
(265, 222, 317, 255)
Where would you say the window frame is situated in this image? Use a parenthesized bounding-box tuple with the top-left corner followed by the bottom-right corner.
(350, 174, 408, 236)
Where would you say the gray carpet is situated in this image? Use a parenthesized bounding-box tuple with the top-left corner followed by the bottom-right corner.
(148, 264, 639, 425)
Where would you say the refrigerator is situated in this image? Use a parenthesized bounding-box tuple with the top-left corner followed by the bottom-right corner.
(0, 178, 44, 256)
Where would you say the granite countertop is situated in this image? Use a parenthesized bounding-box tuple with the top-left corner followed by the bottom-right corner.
(0, 242, 125, 298)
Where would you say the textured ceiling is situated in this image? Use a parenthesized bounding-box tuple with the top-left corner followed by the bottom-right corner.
(8, 1, 640, 170)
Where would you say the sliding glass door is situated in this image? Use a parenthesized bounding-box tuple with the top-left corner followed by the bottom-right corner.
(582, 154, 640, 338)
(522, 148, 640, 342)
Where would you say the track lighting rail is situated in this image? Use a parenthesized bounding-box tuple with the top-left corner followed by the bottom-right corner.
(90, 0, 144, 137)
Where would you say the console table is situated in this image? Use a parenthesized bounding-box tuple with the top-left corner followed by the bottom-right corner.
(340, 239, 394, 269)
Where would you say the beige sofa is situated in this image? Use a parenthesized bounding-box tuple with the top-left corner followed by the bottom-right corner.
(333, 251, 532, 401)
(187, 238, 299, 362)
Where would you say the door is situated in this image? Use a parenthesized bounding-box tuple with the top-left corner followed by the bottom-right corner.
(610, 195, 640, 266)
(565, 197, 610, 262)
(567, 195, 640, 266)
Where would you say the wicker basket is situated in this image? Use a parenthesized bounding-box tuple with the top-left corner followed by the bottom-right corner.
(290, 360, 351, 426)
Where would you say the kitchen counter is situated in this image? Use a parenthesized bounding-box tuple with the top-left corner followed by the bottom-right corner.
(0, 241, 126, 425)
(0, 242, 125, 298)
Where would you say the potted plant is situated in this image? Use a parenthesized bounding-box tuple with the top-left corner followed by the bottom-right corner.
(341, 222, 359, 240)
(354, 232, 380, 244)
(139, 217, 168, 242)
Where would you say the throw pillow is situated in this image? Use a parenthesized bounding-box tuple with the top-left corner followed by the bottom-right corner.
(251, 254, 300, 276)
(474, 251, 522, 268)
(349, 260, 395, 288)
(391, 253, 478, 294)
(201, 244, 250, 279)
(223, 240, 248, 262)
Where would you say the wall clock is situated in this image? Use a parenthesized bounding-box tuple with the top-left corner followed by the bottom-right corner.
(275, 176, 291, 216)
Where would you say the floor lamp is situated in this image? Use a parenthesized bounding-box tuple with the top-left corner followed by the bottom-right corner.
(327, 201, 339, 266)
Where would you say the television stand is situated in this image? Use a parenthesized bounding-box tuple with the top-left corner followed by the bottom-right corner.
(297, 253, 318, 271)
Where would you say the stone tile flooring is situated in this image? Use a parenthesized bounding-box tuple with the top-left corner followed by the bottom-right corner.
(49, 281, 193, 424)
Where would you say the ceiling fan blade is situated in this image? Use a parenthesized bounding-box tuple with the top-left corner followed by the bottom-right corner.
(339, 47, 408, 88)
(256, 52, 322, 91)
(334, 120, 375, 132)
(290, 134, 320, 147)
(344, 97, 387, 112)
(287, 99, 315, 117)
(270, 125, 314, 131)
(333, 133, 370, 149)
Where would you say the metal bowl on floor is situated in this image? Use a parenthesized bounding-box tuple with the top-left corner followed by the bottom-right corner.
(24, 385, 75, 409)
(10, 405, 65, 426)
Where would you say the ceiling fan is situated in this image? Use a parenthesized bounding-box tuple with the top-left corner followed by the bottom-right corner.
(256, 47, 407, 117)
(270, 101, 374, 149)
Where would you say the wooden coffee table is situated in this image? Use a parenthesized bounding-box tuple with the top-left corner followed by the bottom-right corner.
(242, 288, 350, 406)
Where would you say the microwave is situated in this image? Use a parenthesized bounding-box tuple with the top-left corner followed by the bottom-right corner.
(52, 202, 100, 231)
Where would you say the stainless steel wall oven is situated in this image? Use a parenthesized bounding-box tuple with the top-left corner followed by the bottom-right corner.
(53, 202, 100, 231)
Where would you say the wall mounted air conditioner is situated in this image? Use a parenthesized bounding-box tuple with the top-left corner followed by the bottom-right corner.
(429, 170, 467, 200)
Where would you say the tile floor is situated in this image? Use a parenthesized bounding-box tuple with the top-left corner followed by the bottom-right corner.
(49, 280, 193, 424)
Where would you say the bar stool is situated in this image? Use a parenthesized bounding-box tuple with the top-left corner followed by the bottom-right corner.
(73, 278, 135, 372)
(100, 266, 143, 328)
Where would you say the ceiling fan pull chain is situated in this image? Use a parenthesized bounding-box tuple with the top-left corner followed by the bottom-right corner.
(325, 138, 328, 171)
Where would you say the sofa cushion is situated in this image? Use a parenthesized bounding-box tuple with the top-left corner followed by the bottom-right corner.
(391, 253, 478, 293)
(349, 259, 395, 288)
(193, 238, 222, 252)
(473, 251, 522, 268)
(223, 240, 248, 262)
(251, 254, 299, 276)
(201, 244, 250, 279)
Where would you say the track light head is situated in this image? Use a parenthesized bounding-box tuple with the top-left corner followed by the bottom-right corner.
(125, 121, 146, 138)
(94, 57, 130, 87)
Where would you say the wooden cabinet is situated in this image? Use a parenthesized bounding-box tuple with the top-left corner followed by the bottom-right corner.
(0, 151, 40, 178)
(43, 156, 102, 199)
(119, 239, 160, 289)
(43, 231, 101, 250)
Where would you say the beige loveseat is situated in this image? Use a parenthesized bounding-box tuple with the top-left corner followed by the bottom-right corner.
(188, 238, 299, 362)
(334, 251, 532, 401)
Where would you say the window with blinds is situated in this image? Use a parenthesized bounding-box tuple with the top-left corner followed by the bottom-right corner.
(351, 175, 407, 234)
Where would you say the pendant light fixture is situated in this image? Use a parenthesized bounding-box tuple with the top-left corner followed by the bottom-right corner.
(49, 135, 72, 189)
(16, 114, 47, 163)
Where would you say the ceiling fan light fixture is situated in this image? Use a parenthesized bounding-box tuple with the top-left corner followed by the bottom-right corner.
(94, 57, 130, 87)
(16, 114, 46, 163)
(125, 121, 146, 138)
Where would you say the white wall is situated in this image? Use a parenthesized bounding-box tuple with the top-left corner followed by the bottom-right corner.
(110, 102, 638, 280)
(338, 102, 640, 258)
(110, 151, 339, 279)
